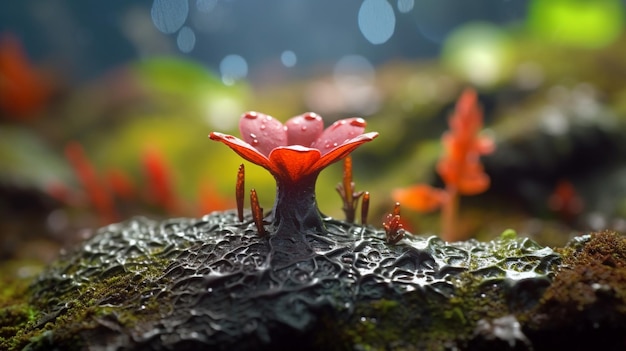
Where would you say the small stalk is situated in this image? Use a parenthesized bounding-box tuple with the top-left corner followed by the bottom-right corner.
(441, 187, 458, 242)
(361, 191, 370, 225)
(336, 156, 363, 223)
(236, 164, 245, 222)
(250, 188, 266, 237)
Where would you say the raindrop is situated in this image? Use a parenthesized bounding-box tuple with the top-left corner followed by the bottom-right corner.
(249, 133, 257, 139)
(280, 50, 297, 67)
(220, 54, 248, 85)
(350, 118, 367, 127)
(151, 0, 189, 34)
(251, 139, 259, 146)
(260, 125, 266, 130)
(304, 113, 320, 121)
(397, 0, 414, 13)
(358, 0, 396, 45)
(176, 26, 196, 53)
(244, 112, 258, 119)
(301, 126, 307, 131)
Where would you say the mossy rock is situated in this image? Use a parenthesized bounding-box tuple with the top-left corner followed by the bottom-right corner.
(2, 212, 626, 350)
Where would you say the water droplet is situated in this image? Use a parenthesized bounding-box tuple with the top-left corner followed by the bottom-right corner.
(304, 113, 319, 121)
(260, 124, 266, 130)
(351, 118, 367, 127)
(251, 139, 259, 146)
(249, 133, 257, 139)
(244, 112, 258, 119)
(301, 125, 307, 131)
(323, 141, 339, 149)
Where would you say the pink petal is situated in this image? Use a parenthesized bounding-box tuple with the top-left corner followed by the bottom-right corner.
(239, 111, 287, 157)
(311, 117, 368, 156)
(313, 132, 378, 170)
(267, 145, 322, 183)
(209, 132, 273, 170)
(285, 112, 324, 147)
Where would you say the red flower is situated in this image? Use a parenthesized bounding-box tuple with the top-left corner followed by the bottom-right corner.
(210, 111, 378, 246)
(210, 112, 378, 184)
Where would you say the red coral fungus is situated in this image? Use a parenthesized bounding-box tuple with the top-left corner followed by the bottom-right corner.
(393, 89, 494, 241)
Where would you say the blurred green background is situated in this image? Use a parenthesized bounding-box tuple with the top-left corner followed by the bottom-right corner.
(2, 0, 626, 262)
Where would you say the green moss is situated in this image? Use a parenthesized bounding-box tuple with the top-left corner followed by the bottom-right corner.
(325, 269, 520, 350)
(0, 260, 43, 351)
(0, 253, 175, 351)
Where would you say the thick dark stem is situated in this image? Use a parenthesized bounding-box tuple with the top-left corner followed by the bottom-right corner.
(267, 172, 325, 265)
(270, 172, 325, 237)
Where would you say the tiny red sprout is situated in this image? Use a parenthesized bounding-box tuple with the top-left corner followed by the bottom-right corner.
(236, 164, 245, 222)
(383, 202, 405, 245)
(106, 168, 136, 201)
(64, 141, 117, 224)
(336, 156, 364, 223)
(361, 191, 370, 225)
(142, 147, 179, 214)
(392, 201, 401, 217)
(548, 179, 584, 224)
(250, 188, 266, 237)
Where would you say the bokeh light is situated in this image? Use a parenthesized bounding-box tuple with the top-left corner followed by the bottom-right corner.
(397, 0, 414, 14)
(151, 0, 189, 34)
(176, 26, 196, 53)
(358, 0, 396, 45)
(442, 23, 515, 87)
(219, 54, 248, 86)
(280, 50, 297, 68)
(528, 0, 624, 49)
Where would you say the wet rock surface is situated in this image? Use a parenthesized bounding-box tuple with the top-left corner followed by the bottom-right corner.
(18, 211, 570, 350)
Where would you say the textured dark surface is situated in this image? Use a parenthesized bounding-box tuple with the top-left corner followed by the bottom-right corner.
(28, 211, 561, 350)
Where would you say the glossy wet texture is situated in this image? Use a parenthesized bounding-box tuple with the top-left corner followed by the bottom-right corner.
(23, 212, 561, 350)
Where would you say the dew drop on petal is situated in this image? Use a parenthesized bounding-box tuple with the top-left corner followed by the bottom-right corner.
(249, 133, 257, 139)
(260, 125, 266, 130)
(251, 139, 259, 146)
(244, 112, 258, 120)
(304, 113, 320, 121)
(351, 118, 367, 128)
(301, 126, 308, 131)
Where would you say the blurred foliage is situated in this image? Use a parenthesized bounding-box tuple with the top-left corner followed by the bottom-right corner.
(528, 0, 624, 49)
(3, 8, 626, 261)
